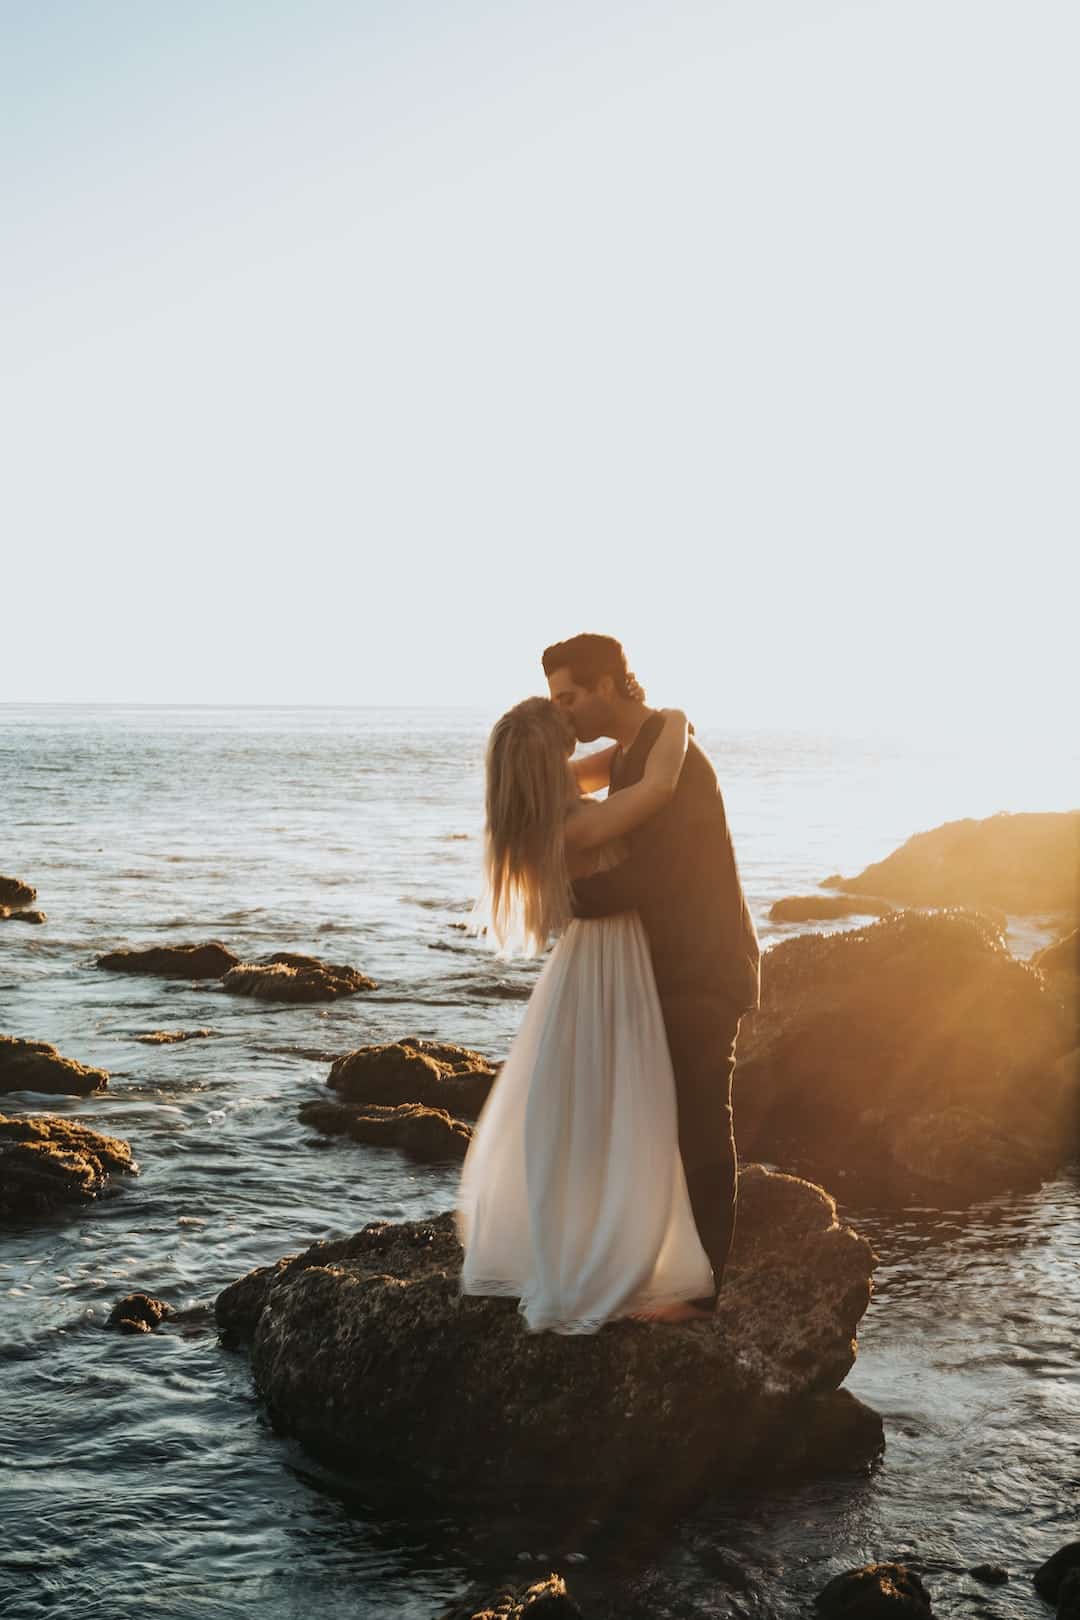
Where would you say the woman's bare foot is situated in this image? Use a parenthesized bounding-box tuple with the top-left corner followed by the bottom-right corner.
(628, 1301, 713, 1324)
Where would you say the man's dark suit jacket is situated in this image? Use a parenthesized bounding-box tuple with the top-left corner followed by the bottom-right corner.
(572, 713, 760, 1013)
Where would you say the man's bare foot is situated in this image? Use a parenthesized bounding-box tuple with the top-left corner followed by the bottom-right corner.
(628, 1301, 713, 1324)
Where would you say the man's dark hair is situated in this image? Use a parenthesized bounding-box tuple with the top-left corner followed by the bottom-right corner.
(541, 633, 645, 701)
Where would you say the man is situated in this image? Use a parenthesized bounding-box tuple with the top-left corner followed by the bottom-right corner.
(543, 632, 760, 1319)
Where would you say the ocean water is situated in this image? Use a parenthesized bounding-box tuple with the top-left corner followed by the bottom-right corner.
(0, 704, 1077, 1619)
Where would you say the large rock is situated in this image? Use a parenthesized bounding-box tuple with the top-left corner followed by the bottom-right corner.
(0, 875, 36, 908)
(328, 1038, 496, 1119)
(1036, 1543, 1080, 1604)
(131, 1028, 217, 1045)
(299, 1099, 472, 1162)
(0, 1035, 109, 1097)
(821, 811, 1080, 915)
(734, 911, 1075, 1201)
(1034, 931, 1080, 1040)
(215, 1165, 879, 1504)
(0, 1114, 137, 1218)
(97, 941, 240, 978)
(222, 952, 377, 1003)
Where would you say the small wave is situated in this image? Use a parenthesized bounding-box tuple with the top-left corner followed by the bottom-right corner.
(247, 1043, 345, 1063)
(463, 981, 532, 1001)
(405, 896, 475, 913)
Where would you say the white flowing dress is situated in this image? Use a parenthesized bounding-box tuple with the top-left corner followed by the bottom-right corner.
(456, 909, 714, 1335)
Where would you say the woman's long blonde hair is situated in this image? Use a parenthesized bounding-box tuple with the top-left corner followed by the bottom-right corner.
(480, 697, 575, 956)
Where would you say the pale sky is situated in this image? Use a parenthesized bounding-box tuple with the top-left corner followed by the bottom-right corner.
(2, 0, 1076, 733)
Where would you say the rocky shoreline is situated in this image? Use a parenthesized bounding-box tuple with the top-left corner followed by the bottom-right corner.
(2, 807, 1078, 1614)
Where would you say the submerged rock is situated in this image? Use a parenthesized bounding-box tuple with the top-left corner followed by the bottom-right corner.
(328, 1038, 496, 1119)
(0, 1035, 109, 1097)
(822, 810, 1080, 915)
(222, 952, 376, 1003)
(131, 1028, 217, 1045)
(215, 1165, 879, 1504)
(734, 910, 1075, 1201)
(0, 875, 36, 908)
(107, 1293, 174, 1334)
(299, 1099, 472, 1162)
(814, 1563, 933, 1619)
(769, 895, 894, 923)
(0, 1114, 137, 1218)
(968, 1565, 1009, 1586)
(97, 941, 240, 979)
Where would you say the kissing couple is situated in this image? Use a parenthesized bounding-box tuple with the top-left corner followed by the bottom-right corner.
(456, 633, 761, 1333)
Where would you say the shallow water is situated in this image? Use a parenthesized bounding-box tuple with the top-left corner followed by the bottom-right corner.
(1, 705, 1077, 1618)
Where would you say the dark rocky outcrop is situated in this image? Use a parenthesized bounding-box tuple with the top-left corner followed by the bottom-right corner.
(769, 895, 894, 923)
(107, 1293, 174, 1334)
(734, 910, 1076, 1201)
(215, 1165, 880, 1504)
(0, 875, 36, 908)
(328, 1038, 496, 1119)
(821, 811, 1080, 915)
(0, 1114, 137, 1218)
(440, 1575, 583, 1620)
(1059, 1570, 1080, 1620)
(131, 1028, 217, 1045)
(1036, 1544, 1080, 1604)
(97, 941, 240, 979)
(1, 907, 46, 924)
(222, 952, 377, 1003)
(299, 1099, 472, 1162)
(814, 1564, 933, 1619)
(0, 1035, 109, 1097)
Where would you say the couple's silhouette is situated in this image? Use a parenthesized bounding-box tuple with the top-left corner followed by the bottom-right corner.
(456, 633, 760, 1332)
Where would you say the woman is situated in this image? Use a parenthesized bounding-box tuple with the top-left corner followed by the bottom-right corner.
(456, 697, 714, 1334)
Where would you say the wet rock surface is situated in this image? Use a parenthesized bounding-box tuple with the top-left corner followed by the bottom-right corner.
(107, 1292, 174, 1334)
(735, 910, 1075, 1200)
(0, 1114, 137, 1218)
(1, 907, 46, 924)
(0, 1035, 109, 1097)
(0, 874, 36, 908)
(822, 810, 1080, 914)
(222, 951, 377, 1002)
(813, 1563, 933, 1619)
(327, 1037, 496, 1118)
(299, 1098, 472, 1162)
(215, 1165, 879, 1503)
(97, 941, 240, 978)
